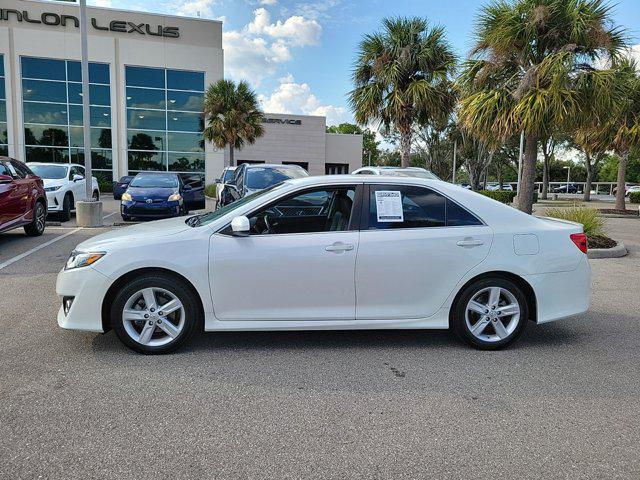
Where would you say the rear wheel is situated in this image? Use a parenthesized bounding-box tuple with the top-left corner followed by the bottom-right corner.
(451, 277, 528, 350)
(111, 274, 200, 354)
(24, 201, 46, 236)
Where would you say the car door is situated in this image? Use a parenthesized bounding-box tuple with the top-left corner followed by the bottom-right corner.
(355, 184, 493, 320)
(0, 162, 21, 227)
(3, 161, 29, 221)
(71, 166, 86, 201)
(209, 184, 362, 321)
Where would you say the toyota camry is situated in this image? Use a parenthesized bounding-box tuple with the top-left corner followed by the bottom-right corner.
(57, 175, 591, 354)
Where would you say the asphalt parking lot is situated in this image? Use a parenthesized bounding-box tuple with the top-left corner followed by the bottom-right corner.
(1, 209, 639, 479)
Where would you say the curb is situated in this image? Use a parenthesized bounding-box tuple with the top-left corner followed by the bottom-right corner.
(600, 214, 640, 219)
(588, 242, 628, 259)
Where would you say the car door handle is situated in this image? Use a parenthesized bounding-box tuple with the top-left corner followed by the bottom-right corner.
(325, 242, 354, 253)
(456, 238, 484, 247)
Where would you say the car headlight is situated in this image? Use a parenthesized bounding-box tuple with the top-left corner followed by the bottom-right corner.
(121, 192, 132, 201)
(45, 186, 61, 192)
(168, 193, 182, 202)
(65, 251, 106, 270)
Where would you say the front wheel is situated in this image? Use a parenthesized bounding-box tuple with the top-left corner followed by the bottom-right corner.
(92, 190, 100, 201)
(111, 274, 201, 354)
(24, 201, 46, 236)
(451, 277, 528, 350)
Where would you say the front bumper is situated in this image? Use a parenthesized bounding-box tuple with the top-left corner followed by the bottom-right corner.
(45, 190, 64, 212)
(57, 265, 111, 332)
(121, 200, 182, 218)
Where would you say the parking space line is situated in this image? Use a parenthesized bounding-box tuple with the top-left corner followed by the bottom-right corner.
(0, 228, 81, 271)
(103, 212, 117, 220)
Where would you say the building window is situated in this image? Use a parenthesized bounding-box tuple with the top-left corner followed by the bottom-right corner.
(0, 55, 7, 156)
(237, 160, 264, 165)
(325, 163, 349, 175)
(20, 57, 113, 184)
(125, 66, 205, 178)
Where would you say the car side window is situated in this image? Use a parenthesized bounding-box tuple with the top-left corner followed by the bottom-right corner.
(69, 167, 76, 180)
(368, 185, 482, 229)
(0, 162, 10, 176)
(77, 166, 85, 177)
(11, 161, 31, 178)
(356, 170, 374, 175)
(5, 162, 20, 178)
(245, 187, 357, 235)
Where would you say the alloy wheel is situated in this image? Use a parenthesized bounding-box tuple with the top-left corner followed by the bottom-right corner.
(122, 287, 186, 347)
(35, 203, 46, 233)
(465, 286, 520, 342)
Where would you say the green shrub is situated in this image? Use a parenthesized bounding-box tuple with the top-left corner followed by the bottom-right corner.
(543, 206, 604, 237)
(478, 190, 517, 204)
(94, 172, 113, 193)
(204, 184, 217, 197)
(630, 191, 640, 204)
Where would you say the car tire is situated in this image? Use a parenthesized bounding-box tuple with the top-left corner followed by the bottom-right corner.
(451, 277, 528, 350)
(111, 274, 201, 354)
(92, 190, 100, 201)
(24, 200, 46, 237)
(60, 193, 71, 222)
(122, 214, 132, 222)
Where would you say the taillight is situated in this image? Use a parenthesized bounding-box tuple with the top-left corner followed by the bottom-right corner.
(570, 233, 588, 254)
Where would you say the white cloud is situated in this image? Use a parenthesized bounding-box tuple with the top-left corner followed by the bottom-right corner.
(259, 75, 351, 125)
(247, 8, 321, 46)
(223, 8, 322, 85)
(173, 0, 217, 18)
(259, 0, 278, 5)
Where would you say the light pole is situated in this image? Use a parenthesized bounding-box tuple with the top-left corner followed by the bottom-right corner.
(76, 0, 103, 226)
(564, 166, 571, 194)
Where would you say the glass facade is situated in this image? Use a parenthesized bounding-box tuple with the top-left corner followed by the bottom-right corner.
(20, 57, 112, 183)
(125, 66, 205, 177)
(0, 55, 7, 156)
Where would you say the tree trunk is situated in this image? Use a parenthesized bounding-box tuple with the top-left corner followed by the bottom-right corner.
(517, 135, 538, 214)
(497, 167, 502, 187)
(399, 125, 412, 168)
(583, 153, 592, 202)
(229, 144, 235, 167)
(615, 151, 628, 211)
(541, 150, 549, 200)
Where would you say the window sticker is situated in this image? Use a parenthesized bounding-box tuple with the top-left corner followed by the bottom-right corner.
(375, 190, 404, 222)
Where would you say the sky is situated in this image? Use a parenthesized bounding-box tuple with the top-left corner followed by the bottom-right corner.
(85, 0, 640, 127)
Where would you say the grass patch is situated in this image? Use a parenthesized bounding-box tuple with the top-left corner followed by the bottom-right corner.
(204, 184, 217, 197)
(543, 206, 604, 237)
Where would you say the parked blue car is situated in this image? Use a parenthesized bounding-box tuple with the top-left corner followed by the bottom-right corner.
(120, 172, 205, 221)
(113, 175, 134, 200)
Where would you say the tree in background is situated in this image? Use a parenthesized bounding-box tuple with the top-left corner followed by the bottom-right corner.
(326, 123, 380, 166)
(458, 0, 626, 214)
(203, 79, 264, 167)
(349, 17, 457, 168)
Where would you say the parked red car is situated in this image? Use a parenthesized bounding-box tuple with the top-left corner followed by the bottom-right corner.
(0, 157, 47, 236)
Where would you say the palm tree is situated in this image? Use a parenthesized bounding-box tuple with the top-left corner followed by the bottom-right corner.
(349, 17, 457, 168)
(458, 0, 626, 214)
(576, 60, 640, 210)
(203, 79, 265, 167)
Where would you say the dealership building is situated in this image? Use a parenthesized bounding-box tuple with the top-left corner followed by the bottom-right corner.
(0, 0, 362, 184)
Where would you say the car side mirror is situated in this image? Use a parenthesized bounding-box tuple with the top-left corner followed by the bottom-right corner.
(231, 216, 250, 237)
(73, 174, 84, 182)
(214, 178, 221, 183)
(0, 174, 13, 184)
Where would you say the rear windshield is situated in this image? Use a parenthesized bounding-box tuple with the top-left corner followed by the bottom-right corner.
(29, 164, 68, 179)
(246, 167, 308, 190)
(130, 174, 178, 188)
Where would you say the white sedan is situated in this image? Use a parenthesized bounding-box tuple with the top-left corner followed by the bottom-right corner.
(57, 176, 591, 354)
(28, 163, 100, 221)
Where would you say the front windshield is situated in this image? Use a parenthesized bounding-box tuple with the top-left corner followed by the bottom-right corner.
(29, 164, 68, 180)
(130, 174, 178, 188)
(246, 167, 307, 190)
(197, 183, 286, 226)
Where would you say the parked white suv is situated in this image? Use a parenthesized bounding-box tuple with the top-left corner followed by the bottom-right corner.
(27, 163, 100, 221)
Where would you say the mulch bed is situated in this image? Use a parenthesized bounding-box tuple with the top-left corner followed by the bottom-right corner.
(598, 208, 639, 216)
(588, 235, 618, 249)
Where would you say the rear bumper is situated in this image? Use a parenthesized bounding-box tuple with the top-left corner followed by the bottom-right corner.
(524, 255, 591, 324)
(56, 266, 111, 332)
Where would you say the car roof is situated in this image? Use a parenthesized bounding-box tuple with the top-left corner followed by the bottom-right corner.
(27, 162, 80, 168)
(245, 163, 303, 169)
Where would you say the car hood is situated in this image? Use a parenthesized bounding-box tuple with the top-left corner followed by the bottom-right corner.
(42, 178, 67, 189)
(126, 186, 177, 200)
(75, 216, 192, 252)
